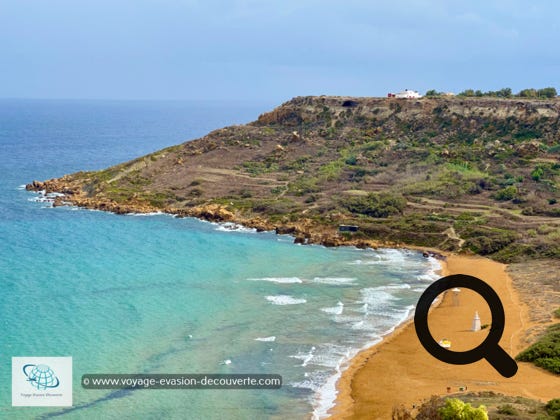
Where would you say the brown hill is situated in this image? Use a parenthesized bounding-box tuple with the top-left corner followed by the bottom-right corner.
(27, 96, 560, 261)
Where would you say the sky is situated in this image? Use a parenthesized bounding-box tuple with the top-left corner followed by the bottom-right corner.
(1, 0, 559, 101)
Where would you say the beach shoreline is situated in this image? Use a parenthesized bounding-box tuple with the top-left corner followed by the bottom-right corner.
(329, 254, 560, 419)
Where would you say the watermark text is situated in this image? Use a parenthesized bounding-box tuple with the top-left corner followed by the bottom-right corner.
(82, 374, 282, 389)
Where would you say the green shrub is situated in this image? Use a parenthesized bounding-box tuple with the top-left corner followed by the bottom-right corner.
(494, 186, 518, 201)
(548, 144, 560, 154)
(532, 166, 545, 181)
(537, 87, 558, 98)
(345, 154, 357, 165)
(439, 398, 488, 420)
(516, 323, 560, 374)
(463, 227, 517, 255)
(189, 187, 204, 197)
(425, 89, 443, 97)
(239, 189, 252, 198)
(546, 398, 560, 419)
(242, 160, 278, 176)
(288, 178, 320, 196)
(319, 160, 344, 180)
(344, 193, 406, 218)
(518, 88, 538, 98)
(555, 308, 560, 319)
(497, 404, 518, 415)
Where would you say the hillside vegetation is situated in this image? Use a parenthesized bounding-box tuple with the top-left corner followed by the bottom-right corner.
(28, 96, 560, 262)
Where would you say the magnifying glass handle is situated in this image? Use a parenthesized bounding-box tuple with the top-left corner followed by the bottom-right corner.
(484, 346, 518, 378)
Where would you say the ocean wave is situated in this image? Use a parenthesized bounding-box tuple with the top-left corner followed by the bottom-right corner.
(386, 305, 415, 329)
(248, 277, 303, 284)
(359, 289, 396, 307)
(290, 346, 316, 367)
(419, 256, 442, 283)
(215, 222, 257, 233)
(310, 341, 382, 419)
(415, 274, 435, 282)
(27, 190, 66, 206)
(368, 283, 411, 291)
(312, 277, 357, 285)
(291, 378, 319, 392)
(290, 344, 349, 370)
(332, 314, 364, 324)
(348, 259, 381, 265)
(309, 345, 350, 369)
(320, 302, 344, 315)
(17, 184, 26, 190)
(28, 196, 49, 203)
(254, 336, 276, 342)
(265, 295, 307, 305)
(290, 344, 360, 419)
(125, 211, 164, 217)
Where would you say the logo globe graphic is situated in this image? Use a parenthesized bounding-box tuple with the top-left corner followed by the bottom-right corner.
(23, 364, 60, 390)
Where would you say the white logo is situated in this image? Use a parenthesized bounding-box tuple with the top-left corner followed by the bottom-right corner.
(12, 357, 72, 407)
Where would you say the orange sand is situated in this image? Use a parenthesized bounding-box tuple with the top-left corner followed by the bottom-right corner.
(330, 254, 560, 419)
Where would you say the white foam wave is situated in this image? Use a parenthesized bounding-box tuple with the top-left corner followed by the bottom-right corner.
(359, 289, 396, 307)
(305, 344, 366, 419)
(17, 184, 26, 190)
(265, 295, 307, 305)
(248, 277, 303, 284)
(291, 346, 316, 367)
(254, 336, 276, 342)
(215, 222, 257, 233)
(310, 316, 408, 419)
(321, 302, 344, 315)
(27, 190, 67, 206)
(417, 256, 442, 283)
(416, 274, 436, 282)
(291, 344, 350, 370)
(348, 259, 384, 265)
(312, 277, 357, 285)
(349, 248, 413, 266)
(291, 378, 319, 392)
(125, 211, 164, 217)
(332, 314, 364, 324)
(369, 283, 411, 291)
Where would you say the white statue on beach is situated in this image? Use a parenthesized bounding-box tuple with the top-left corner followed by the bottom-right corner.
(472, 311, 481, 332)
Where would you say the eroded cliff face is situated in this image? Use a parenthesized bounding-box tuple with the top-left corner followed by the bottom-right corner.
(27, 96, 560, 261)
(256, 95, 560, 129)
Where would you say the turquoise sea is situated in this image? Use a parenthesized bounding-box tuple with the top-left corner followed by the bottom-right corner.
(0, 99, 440, 419)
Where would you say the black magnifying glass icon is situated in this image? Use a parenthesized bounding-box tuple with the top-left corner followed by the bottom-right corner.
(414, 274, 518, 378)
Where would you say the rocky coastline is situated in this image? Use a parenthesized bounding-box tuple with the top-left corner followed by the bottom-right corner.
(25, 178, 446, 259)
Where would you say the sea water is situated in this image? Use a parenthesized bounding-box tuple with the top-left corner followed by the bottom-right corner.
(0, 99, 440, 419)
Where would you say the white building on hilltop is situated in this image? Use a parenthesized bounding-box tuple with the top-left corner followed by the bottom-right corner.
(388, 89, 422, 99)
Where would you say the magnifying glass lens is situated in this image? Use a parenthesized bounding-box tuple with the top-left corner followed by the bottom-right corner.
(427, 290, 492, 352)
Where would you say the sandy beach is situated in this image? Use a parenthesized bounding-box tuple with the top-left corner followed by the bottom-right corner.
(330, 254, 560, 419)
